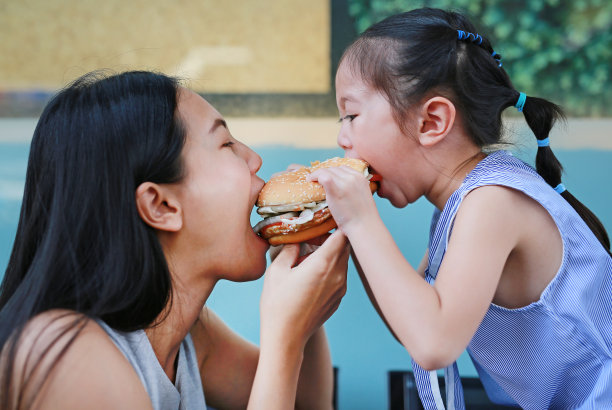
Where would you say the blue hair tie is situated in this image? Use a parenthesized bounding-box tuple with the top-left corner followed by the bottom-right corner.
(457, 30, 483, 45)
(554, 183, 566, 194)
(491, 51, 502, 67)
(458, 30, 500, 67)
(537, 137, 550, 147)
(515, 92, 527, 112)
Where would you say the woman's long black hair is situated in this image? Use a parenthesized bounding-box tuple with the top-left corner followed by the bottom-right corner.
(0, 70, 187, 407)
(341, 7, 610, 253)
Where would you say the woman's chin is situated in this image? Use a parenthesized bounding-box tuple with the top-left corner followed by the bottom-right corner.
(239, 231, 269, 280)
(235, 259, 267, 282)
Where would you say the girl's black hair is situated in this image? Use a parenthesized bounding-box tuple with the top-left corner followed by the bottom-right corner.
(341, 7, 610, 253)
(0, 70, 187, 407)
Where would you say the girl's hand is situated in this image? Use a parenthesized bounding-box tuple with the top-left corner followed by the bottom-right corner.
(259, 231, 349, 350)
(308, 166, 378, 236)
(270, 163, 305, 178)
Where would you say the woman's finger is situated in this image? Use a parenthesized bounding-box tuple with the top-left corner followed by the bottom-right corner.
(270, 243, 300, 270)
(269, 245, 283, 262)
(298, 230, 347, 270)
(303, 233, 331, 247)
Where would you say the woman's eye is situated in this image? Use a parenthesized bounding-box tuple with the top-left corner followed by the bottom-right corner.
(338, 114, 357, 123)
(222, 141, 235, 148)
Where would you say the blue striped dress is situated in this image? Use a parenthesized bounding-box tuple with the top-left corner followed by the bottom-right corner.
(412, 150, 612, 409)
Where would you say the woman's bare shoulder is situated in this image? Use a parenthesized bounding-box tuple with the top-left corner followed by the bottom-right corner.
(2, 309, 152, 410)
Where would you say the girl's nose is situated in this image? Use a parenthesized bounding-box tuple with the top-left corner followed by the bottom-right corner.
(337, 128, 352, 151)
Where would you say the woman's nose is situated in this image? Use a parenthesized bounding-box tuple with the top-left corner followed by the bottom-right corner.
(247, 147, 262, 174)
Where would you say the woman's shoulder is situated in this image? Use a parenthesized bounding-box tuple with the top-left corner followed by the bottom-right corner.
(3, 309, 152, 410)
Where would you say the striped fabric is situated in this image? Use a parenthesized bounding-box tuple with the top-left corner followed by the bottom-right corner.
(412, 150, 612, 409)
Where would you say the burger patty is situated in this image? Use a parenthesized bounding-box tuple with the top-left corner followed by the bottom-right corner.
(259, 207, 332, 239)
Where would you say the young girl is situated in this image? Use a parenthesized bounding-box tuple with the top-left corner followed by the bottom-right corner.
(0, 71, 348, 410)
(310, 8, 612, 409)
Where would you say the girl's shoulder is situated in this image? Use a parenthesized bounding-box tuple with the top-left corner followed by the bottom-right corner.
(2, 309, 152, 410)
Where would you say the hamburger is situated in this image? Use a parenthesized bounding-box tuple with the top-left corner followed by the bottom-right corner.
(253, 157, 379, 245)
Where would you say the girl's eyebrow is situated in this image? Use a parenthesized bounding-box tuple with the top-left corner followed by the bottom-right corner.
(339, 95, 355, 105)
(339, 90, 364, 106)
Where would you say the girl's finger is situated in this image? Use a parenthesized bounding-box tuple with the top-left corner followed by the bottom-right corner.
(271, 164, 305, 178)
(286, 163, 306, 172)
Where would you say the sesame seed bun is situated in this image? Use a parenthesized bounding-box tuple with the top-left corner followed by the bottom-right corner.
(254, 157, 378, 245)
(256, 157, 370, 207)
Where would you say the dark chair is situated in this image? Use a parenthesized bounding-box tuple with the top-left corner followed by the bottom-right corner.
(333, 366, 339, 409)
(388, 370, 516, 409)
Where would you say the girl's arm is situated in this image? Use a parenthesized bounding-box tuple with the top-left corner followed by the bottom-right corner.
(311, 167, 519, 370)
(351, 248, 428, 344)
(351, 249, 400, 343)
(349, 188, 517, 369)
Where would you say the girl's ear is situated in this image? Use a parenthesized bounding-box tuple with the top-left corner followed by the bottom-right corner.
(416, 96, 456, 147)
(135, 182, 182, 232)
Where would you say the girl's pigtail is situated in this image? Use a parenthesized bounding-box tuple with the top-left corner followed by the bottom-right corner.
(520, 94, 565, 187)
(520, 92, 611, 253)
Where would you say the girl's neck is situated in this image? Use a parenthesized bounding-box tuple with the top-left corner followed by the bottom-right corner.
(426, 150, 486, 211)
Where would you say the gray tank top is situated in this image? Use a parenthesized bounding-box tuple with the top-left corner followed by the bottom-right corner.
(97, 321, 207, 410)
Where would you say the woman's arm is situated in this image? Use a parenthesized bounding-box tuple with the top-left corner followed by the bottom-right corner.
(193, 314, 334, 410)
(3, 310, 152, 410)
(191, 308, 259, 409)
(295, 327, 333, 410)
(251, 232, 348, 410)
(193, 232, 348, 410)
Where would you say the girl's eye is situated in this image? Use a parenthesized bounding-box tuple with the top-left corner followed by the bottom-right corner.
(338, 114, 357, 123)
(222, 141, 235, 148)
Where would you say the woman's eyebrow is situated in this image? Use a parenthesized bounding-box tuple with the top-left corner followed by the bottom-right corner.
(209, 118, 228, 133)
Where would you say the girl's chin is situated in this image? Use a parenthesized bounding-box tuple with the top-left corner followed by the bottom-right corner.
(379, 186, 410, 209)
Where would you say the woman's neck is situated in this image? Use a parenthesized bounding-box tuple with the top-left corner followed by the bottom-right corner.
(145, 274, 216, 382)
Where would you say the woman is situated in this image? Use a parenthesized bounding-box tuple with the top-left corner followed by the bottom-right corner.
(0, 70, 348, 409)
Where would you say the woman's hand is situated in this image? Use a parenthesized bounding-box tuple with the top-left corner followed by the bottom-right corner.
(249, 232, 348, 410)
(308, 166, 378, 237)
(259, 231, 349, 350)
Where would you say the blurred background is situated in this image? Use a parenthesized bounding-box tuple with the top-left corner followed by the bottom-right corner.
(1, 0, 610, 408)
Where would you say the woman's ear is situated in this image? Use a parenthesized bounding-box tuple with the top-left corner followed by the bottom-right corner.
(135, 182, 182, 232)
(416, 96, 456, 147)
